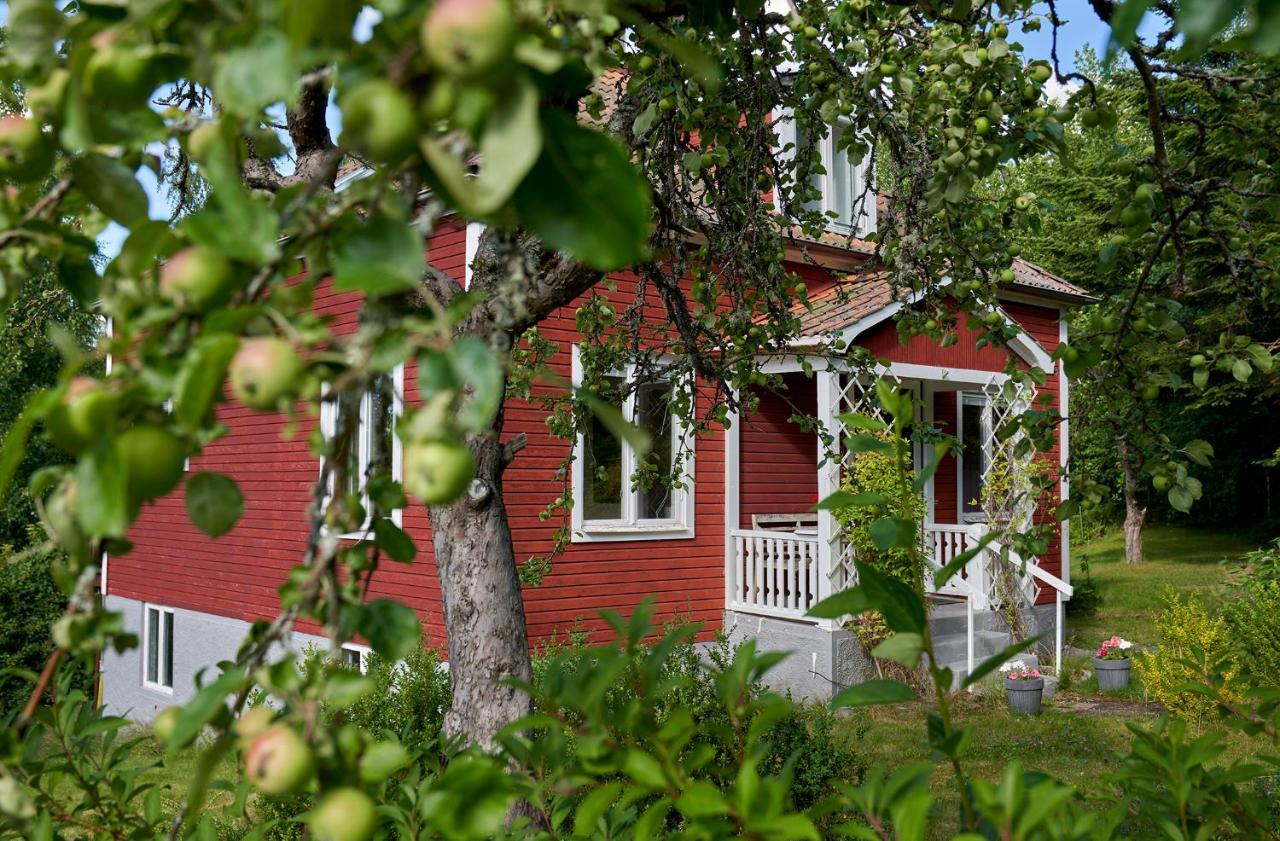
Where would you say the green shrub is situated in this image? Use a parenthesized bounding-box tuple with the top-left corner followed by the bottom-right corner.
(1224, 540, 1280, 686)
(0, 543, 92, 716)
(1136, 590, 1244, 727)
(832, 442, 926, 591)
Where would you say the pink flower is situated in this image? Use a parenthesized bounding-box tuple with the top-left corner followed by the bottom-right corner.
(1031, 669, 1040, 677)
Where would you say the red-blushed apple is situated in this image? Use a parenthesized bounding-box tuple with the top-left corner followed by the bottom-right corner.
(234, 705, 275, 746)
(229, 338, 305, 411)
(308, 787, 378, 841)
(47, 377, 117, 454)
(421, 0, 515, 79)
(0, 116, 53, 182)
(118, 424, 187, 501)
(403, 439, 475, 505)
(340, 80, 419, 163)
(160, 247, 239, 312)
(244, 725, 315, 796)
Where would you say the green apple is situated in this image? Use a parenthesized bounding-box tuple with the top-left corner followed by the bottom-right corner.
(1079, 109, 1099, 128)
(308, 788, 378, 841)
(422, 0, 515, 79)
(403, 439, 475, 505)
(0, 117, 53, 182)
(160, 247, 238, 312)
(1190, 354, 1207, 367)
(974, 116, 991, 136)
(85, 45, 155, 109)
(998, 268, 1016, 283)
(229, 338, 304, 411)
(1140, 383, 1159, 401)
(244, 725, 315, 796)
(339, 80, 419, 164)
(1152, 475, 1170, 491)
(153, 707, 185, 747)
(118, 424, 187, 501)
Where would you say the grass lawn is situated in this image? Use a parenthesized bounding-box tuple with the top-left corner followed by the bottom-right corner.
(1066, 524, 1256, 647)
(833, 524, 1272, 837)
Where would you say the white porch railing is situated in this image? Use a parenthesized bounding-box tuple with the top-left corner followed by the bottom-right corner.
(728, 529, 822, 618)
(923, 523, 988, 607)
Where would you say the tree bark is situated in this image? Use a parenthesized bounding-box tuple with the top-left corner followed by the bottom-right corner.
(428, 404, 533, 748)
(1117, 435, 1145, 565)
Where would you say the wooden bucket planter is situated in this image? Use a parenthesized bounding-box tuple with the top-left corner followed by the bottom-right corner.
(1004, 676, 1045, 715)
(1093, 657, 1132, 692)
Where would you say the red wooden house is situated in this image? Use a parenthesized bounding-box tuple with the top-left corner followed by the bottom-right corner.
(100, 142, 1091, 717)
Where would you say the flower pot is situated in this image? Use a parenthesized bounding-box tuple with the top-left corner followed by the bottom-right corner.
(1004, 676, 1044, 715)
(1093, 656, 1131, 692)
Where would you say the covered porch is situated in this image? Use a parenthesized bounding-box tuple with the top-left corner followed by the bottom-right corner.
(722, 357, 1072, 680)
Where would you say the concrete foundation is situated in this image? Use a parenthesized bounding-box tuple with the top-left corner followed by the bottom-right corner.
(723, 610, 873, 701)
(100, 595, 328, 722)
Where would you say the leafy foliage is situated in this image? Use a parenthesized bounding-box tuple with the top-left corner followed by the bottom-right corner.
(1136, 590, 1245, 726)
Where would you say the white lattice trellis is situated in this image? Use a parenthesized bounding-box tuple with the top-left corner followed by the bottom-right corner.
(976, 376, 1041, 607)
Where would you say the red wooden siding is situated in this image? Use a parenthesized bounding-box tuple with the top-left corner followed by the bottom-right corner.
(739, 372, 819, 529)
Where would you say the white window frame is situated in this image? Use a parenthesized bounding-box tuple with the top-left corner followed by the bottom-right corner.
(320, 364, 405, 539)
(955, 392, 992, 524)
(570, 346, 695, 542)
(775, 110, 876, 238)
(142, 603, 175, 693)
(340, 643, 371, 674)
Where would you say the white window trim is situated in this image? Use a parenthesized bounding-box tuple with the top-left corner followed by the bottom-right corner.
(340, 642, 372, 674)
(774, 110, 876, 238)
(570, 346, 695, 542)
(142, 603, 175, 694)
(955, 391, 992, 524)
(319, 364, 405, 540)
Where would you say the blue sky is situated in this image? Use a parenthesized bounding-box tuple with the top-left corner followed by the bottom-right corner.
(1, 0, 1133, 263)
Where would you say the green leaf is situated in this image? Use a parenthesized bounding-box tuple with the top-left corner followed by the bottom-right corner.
(453, 337, 503, 432)
(871, 632, 925, 667)
(577, 385, 651, 454)
(332, 215, 425, 297)
(1182, 439, 1213, 467)
(856, 561, 927, 633)
(868, 517, 904, 551)
(373, 518, 416, 563)
(185, 472, 244, 538)
(813, 490, 886, 511)
(836, 413, 887, 432)
(212, 29, 298, 115)
(676, 780, 729, 818)
(183, 201, 280, 266)
(932, 532, 994, 589)
(0, 390, 54, 504)
(325, 667, 375, 708)
(808, 586, 872, 619)
(71, 155, 149, 225)
(575, 782, 623, 835)
(359, 740, 411, 784)
(170, 667, 248, 753)
(75, 439, 129, 538)
(846, 434, 895, 455)
(1169, 485, 1195, 513)
(623, 748, 667, 788)
(1177, 0, 1243, 54)
(1246, 344, 1274, 373)
(961, 635, 1043, 688)
(633, 103, 658, 137)
(1106, 0, 1151, 57)
(831, 678, 915, 709)
(7, 0, 66, 68)
(513, 110, 651, 271)
(174, 335, 239, 431)
(356, 598, 421, 661)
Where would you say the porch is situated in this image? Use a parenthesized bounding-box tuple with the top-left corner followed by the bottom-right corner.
(722, 359, 1072, 684)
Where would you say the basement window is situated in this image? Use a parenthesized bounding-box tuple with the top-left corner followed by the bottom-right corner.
(571, 346, 694, 541)
(143, 604, 175, 692)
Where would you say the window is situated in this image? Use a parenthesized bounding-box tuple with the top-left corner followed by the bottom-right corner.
(571, 347, 694, 541)
(320, 366, 404, 537)
(143, 604, 175, 692)
(791, 117, 874, 235)
(340, 644, 370, 674)
(957, 393, 991, 522)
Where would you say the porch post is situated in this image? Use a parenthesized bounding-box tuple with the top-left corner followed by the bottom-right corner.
(723, 391, 740, 614)
(815, 367, 839, 609)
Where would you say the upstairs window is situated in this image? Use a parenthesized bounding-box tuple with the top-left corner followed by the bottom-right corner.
(571, 347, 694, 541)
(957, 392, 991, 522)
(143, 604, 175, 692)
(782, 114, 876, 237)
(320, 366, 404, 537)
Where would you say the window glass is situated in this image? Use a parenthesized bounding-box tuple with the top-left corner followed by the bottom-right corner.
(146, 608, 159, 685)
(584, 376, 624, 520)
(830, 121, 854, 227)
(635, 380, 674, 520)
(341, 647, 366, 673)
(367, 373, 396, 483)
(961, 397, 986, 516)
(163, 611, 174, 688)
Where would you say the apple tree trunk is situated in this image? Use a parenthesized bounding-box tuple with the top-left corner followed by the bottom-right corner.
(427, 412, 533, 749)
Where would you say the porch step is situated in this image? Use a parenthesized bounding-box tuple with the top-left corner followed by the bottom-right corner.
(932, 629, 1011, 668)
(928, 602, 984, 637)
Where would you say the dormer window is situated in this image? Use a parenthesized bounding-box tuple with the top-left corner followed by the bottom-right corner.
(780, 114, 875, 237)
